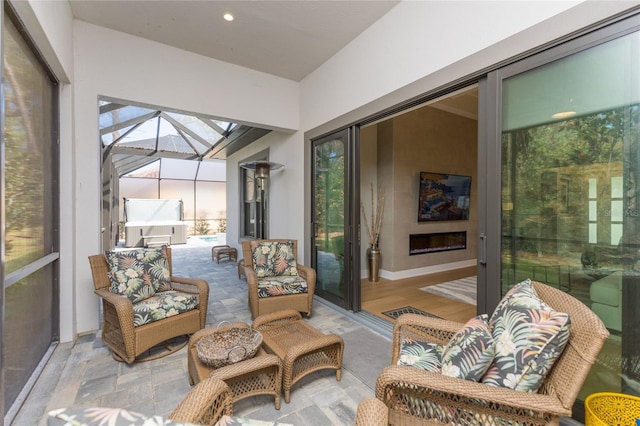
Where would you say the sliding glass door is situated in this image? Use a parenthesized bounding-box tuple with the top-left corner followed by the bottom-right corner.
(311, 129, 360, 310)
(484, 16, 640, 414)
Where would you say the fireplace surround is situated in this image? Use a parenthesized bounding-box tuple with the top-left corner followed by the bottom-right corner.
(410, 231, 467, 255)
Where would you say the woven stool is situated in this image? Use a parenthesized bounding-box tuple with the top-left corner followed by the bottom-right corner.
(211, 245, 238, 264)
(253, 309, 343, 403)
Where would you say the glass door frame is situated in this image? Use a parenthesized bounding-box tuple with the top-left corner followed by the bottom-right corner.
(481, 14, 640, 418)
(482, 13, 640, 314)
(310, 127, 361, 311)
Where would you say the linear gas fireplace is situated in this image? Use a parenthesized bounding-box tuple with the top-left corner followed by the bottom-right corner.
(410, 231, 467, 255)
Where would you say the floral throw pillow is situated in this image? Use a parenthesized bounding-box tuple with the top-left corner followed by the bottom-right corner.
(397, 338, 443, 372)
(105, 246, 172, 303)
(489, 278, 540, 324)
(441, 314, 495, 381)
(482, 279, 571, 392)
(251, 241, 298, 278)
(47, 407, 198, 425)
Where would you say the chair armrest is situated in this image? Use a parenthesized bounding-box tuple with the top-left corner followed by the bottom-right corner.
(376, 365, 571, 419)
(392, 313, 465, 363)
(244, 268, 260, 318)
(355, 398, 388, 426)
(244, 267, 259, 289)
(171, 276, 209, 296)
(94, 288, 135, 330)
(168, 377, 233, 424)
(296, 264, 316, 294)
(252, 309, 302, 330)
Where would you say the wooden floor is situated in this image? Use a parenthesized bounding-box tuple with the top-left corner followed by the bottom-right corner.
(361, 266, 478, 325)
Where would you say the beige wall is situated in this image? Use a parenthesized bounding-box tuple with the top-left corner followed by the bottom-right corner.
(364, 106, 477, 277)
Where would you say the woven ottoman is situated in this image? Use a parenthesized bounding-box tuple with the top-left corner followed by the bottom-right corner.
(211, 245, 238, 264)
(187, 323, 283, 409)
(252, 309, 344, 403)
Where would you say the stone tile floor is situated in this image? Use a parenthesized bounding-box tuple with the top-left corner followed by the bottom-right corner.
(10, 241, 584, 425)
(12, 243, 389, 426)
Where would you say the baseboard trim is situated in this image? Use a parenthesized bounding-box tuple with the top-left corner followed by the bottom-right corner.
(362, 259, 477, 281)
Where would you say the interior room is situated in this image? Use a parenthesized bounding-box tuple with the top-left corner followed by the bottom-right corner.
(359, 87, 479, 324)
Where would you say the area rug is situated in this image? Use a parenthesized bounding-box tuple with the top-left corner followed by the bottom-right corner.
(382, 306, 441, 320)
(420, 276, 477, 305)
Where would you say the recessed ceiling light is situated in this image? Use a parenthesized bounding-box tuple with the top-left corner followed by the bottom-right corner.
(223, 13, 234, 22)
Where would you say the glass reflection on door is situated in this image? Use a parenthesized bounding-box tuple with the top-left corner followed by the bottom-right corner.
(313, 133, 347, 306)
(500, 29, 639, 401)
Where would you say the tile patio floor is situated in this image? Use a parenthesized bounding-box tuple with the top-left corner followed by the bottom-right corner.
(10, 241, 584, 425)
(11, 242, 390, 426)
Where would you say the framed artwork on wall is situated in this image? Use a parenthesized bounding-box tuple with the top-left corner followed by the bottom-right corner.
(418, 172, 471, 221)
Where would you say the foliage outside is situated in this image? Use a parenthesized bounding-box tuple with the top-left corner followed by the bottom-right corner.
(314, 140, 345, 252)
(502, 105, 640, 282)
(194, 219, 211, 235)
(217, 218, 227, 233)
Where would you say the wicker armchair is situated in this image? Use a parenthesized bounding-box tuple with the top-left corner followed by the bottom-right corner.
(168, 377, 233, 425)
(242, 239, 316, 319)
(49, 377, 233, 425)
(355, 281, 609, 426)
(88, 247, 209, 363)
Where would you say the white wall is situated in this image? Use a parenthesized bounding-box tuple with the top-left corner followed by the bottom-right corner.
(226, 130, 304, 256)
(300, 0, 638, 131)
(72, 21, 300, 336)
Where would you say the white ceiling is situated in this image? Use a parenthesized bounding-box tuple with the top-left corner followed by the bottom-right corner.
(69, 0, 400, 82)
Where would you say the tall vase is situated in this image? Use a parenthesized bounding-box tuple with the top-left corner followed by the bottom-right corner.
(367, 245, 381, 282)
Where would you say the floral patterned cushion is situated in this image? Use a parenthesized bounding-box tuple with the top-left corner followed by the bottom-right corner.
(257, 276, 308, 298)
(482, 279, 571, 392)
(132, 290, 199, 327)
(250, 241, 298, 278)
(397, 338, 443, 372)
(47, 408, 291, 426)
(441, 314, 495, 381)
(105, 247, 172, 303)
(489, 278, 540, 323)
(47, 407, 197, 425)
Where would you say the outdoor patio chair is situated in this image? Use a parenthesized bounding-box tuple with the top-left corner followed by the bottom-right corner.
(355, 280, 609, 426)
(168, 377, 233, 425)
(242, 239, 316, 319)
(48, 376, 233, 425)
(88, 246, 209, 363)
